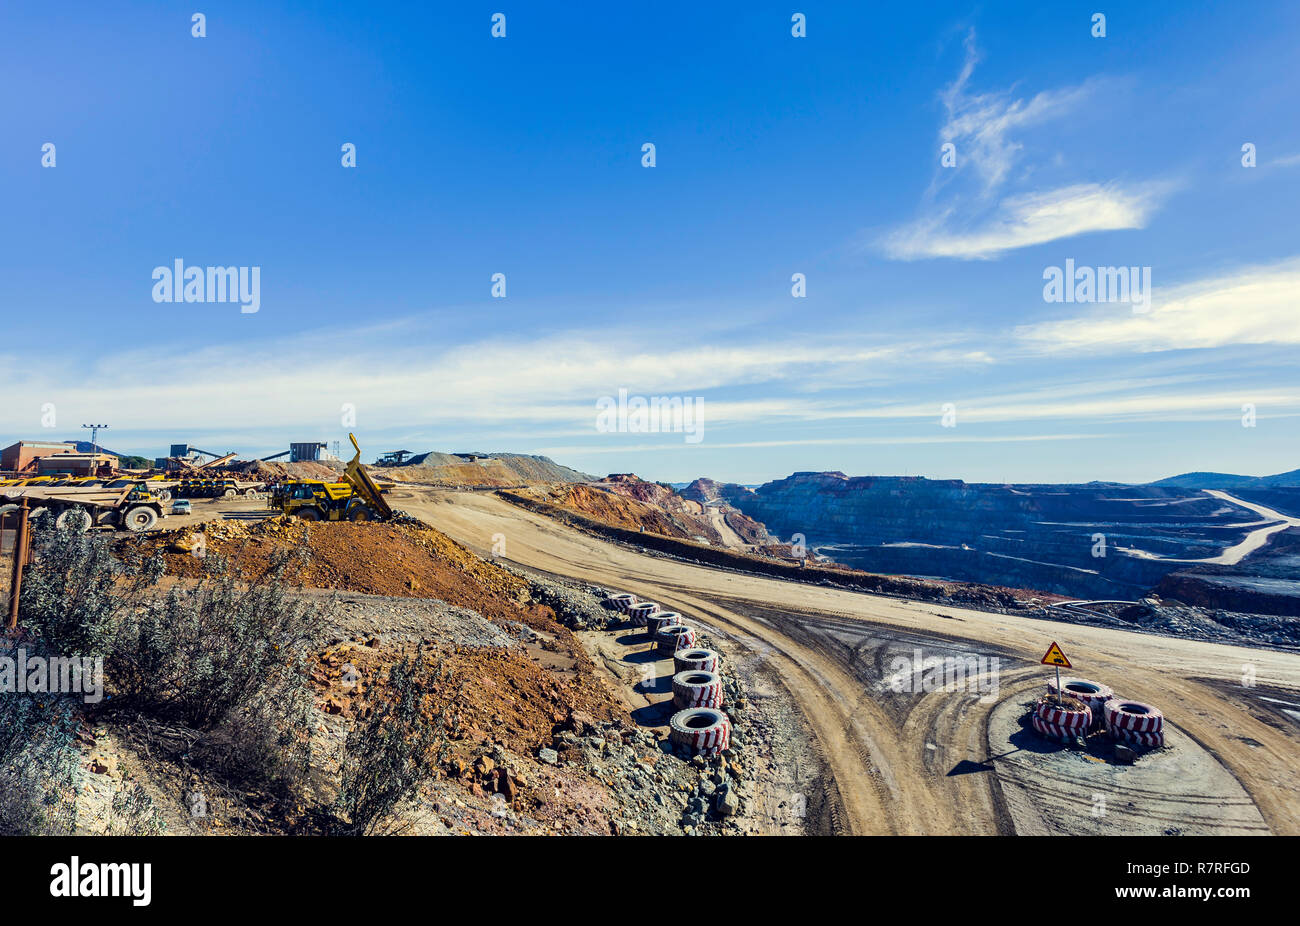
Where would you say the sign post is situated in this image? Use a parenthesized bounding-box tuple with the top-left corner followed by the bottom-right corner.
(1040, 641, 1072, 705)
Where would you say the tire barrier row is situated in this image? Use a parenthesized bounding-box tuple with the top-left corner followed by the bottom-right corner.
(602, 590, 732, 757)
(668, 707, 731, 756)
(672, 670, 724, 709)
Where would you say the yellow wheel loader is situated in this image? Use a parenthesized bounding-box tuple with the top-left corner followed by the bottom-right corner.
(270, 434, 393, 522)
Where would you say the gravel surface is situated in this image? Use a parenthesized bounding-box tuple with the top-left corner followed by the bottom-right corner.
(320, 592, 519, 649)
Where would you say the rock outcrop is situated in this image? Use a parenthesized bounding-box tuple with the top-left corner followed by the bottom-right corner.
(716, 472, 1267, 599)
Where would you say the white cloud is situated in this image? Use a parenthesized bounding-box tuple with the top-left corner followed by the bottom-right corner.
(878, 30, 1170, 261)
(539, 433, 1118, 455)
(0, 326, 954, 435)
(937, 30, 1094, 196)
(882, 182, 1167, 260)
(6, 257, 1297, 455)
(1016, 257, 1300, 352)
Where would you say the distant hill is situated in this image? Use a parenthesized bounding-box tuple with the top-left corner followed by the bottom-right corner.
(375, 451, 593, 487)
(1148, 469, 1300, 489)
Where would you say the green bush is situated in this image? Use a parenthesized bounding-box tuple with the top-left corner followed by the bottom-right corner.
(335, 652, 446, 835)
(0, 639, 79, 835)
(110, 549, 314, 727)
(17, 525, 322, 801)
(18, 522, 162, 657)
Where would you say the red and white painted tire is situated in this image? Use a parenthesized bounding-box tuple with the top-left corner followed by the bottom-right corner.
(1031, 713, 1083, 743)
(655, 624, 696, 655)
(673, 648, 720, 674)
(607, 593, 637, 613)
(1034, 697, 1091, 732)
(1104, 700, 1164, 734)
(646, 611, 680, 636)
(668, 707, 731, 756)
(672, 670, 724, 709)
(1047, 677, 1114, 722)
(629, 602, 660, 627)
(1110, 726, 1164, 748)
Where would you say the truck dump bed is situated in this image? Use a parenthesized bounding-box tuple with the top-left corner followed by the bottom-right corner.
(344, 433, 393, 519)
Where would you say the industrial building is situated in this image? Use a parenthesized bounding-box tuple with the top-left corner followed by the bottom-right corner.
(1, 440, 82, 474)
(289, 442, 340, 463)
(35, 452, 118, 476)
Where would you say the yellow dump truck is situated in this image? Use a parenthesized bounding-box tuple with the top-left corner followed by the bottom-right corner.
(0, 482, 168, 532)
(270, 434, 393, 522)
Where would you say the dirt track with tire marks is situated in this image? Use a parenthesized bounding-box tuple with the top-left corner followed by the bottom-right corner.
(395, 487, 1300, 836)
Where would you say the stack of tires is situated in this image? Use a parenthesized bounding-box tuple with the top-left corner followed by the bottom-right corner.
(1031, 695, 1092, 743)
(673, 648, 720, 673)
(669, 650, 727, 754)
(646, 611, 680, 636)
(655, 623, 696, 655)
(672, 670, 723, 709)
(1047, 677, 1114, 730)
(668, 707, 731, 757)
(1103, 700, 1165, 748)
(629, 601, 660, 627)
(606, 592, 637, 614)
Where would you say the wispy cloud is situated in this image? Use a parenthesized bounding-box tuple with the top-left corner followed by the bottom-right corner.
(882, 182, 1167, 260)
(0, 327, 966, 435)
(878, 30, 1171, 261)
(539, 433, 1119, 455)
(936, 30, 1094, 197)
(5, 258, 1297, 456)
(1016, 257, 1300, 352)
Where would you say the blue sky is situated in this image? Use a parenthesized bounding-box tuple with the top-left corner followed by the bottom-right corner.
(3, 1, 1298, 484)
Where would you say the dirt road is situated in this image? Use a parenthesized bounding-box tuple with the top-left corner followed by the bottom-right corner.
(395, 486, 1300, 836)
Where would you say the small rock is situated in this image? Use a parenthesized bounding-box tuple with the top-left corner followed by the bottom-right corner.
(537, 747, 559, 766)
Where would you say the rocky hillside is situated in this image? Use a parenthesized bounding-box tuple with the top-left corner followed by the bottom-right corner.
(85, 515, 755, 836)
(713, 471, 1273, 599)
(680, 478, 771, 544)
(517, 475, 769, 548)
(1149, 468, 1300, 489)
(376, 452, 592, 487)
(1154, 527, 1300, 617)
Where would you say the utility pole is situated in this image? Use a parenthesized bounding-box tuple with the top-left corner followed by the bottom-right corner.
(81, 424, 109, 469)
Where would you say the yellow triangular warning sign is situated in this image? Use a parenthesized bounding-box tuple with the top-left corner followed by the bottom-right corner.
(1041, 642, 1071, 668)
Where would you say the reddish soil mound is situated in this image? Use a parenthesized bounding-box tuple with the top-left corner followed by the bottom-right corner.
(522, 476, 770, 548)
(527, 484, 688, 537)
(137, 517, 535, 624)
(314, 640, 618, 755)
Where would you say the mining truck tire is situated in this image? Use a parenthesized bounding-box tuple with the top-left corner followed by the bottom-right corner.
(122, 506, 158, 532)
(55, 507, 93, 532)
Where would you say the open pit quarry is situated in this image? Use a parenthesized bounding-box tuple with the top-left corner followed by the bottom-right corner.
(386, 485, 1300, 835)
(6, 457, 1300, 838)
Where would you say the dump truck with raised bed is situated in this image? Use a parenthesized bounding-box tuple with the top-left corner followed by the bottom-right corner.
(269, 433, 393, 522)
(0, 482, 168, 532)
